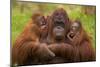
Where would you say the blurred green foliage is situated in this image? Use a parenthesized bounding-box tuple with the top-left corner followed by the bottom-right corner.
(12, 2, 96, 49)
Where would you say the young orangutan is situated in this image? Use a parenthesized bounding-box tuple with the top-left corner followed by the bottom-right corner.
(66, 20, 96, 62)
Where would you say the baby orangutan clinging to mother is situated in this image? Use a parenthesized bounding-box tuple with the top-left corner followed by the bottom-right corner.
(67, 20, 82, 45)
(12, 12, 55, 66)
(66, 20, 96, 62)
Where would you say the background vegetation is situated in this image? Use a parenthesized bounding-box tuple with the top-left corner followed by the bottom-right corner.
(12, 1, 96, 49)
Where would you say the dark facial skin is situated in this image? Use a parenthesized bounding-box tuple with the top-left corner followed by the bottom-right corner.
(36, 16, 48, 33)
(52, 9, 67, 41)
(53, 26, 65, 41)
(34, 16, 48, 38)
(52, 8, 67, 24)
(67, 21, 81, 41)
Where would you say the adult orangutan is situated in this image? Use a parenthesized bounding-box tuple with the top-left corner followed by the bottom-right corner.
(45, 8, 75, 63)
(66, 20, 96, 62)
(47, 8, 70, 44)
(12, 12, 55, 66)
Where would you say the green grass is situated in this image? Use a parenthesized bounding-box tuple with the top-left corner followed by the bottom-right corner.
(12, 8, 32, 43)
(12, 4, 96, 49)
